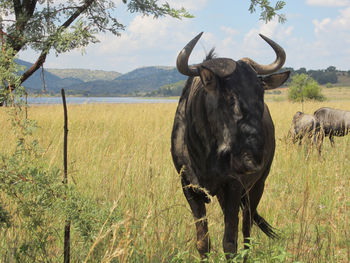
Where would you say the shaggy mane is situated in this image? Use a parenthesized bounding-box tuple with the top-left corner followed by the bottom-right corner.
(204, 48, 216, 62)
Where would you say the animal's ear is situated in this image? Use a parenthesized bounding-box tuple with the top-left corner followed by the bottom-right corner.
(199, 67, 217, 92)
(260, 71, 290, 90)
(293, 111, 303, 119)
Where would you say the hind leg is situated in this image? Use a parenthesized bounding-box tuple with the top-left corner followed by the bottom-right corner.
(242, 180, 265, 251)
(242, 167, 279, 263)
(181, 178, 210, 260)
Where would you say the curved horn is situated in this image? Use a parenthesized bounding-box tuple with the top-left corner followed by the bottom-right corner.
(176, 32, 203, 76)
(241, 34, 286, 75)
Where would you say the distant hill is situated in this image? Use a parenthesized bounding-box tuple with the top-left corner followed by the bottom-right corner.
(336, 72, 350, 86)
(16, 59, 186, 96)
(62, 66, 187, 96)
(15, 59, 350, 97)
(16, 59, 83, 94)
(16, 59, 68, 93)
(116, 66, 173, 80)
(145, 80, 186, 97)
(46, 68, 122, 82)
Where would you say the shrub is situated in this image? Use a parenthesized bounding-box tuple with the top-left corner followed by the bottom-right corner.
(288, 73, 325, 102)
(0, 104, 123, 262)
(0, 52, 123, 262)
(325, 83, 333, 89)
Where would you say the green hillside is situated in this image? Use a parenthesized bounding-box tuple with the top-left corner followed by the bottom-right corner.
(16, 59, 350, 97)
(17, 59, 186, 96)
(62, 66, 187, 96)
(16, 59, 83, 94)
(145, 80, 186, 97)
(46, 68, 122, 82)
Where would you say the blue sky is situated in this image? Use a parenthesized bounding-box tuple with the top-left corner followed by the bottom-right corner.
(19, 0, 350, 73)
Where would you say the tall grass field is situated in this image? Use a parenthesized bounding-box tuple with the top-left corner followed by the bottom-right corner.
(0, 98, 349, 262)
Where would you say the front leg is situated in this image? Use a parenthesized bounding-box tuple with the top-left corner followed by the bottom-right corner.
(181, 178, 210, 260)
(329, 134, 335, 147)
(217, 181, 243, 260)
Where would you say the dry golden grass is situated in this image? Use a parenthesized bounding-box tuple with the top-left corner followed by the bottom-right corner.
(0, 99, 349, 262)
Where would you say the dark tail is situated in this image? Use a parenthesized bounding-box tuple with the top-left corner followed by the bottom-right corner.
(253, 213, 279, 239)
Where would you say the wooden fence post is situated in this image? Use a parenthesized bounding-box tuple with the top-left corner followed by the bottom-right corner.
(61, 89, 71, 263)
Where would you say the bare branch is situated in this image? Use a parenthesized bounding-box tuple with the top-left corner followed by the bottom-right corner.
(20, 0, 96, 84)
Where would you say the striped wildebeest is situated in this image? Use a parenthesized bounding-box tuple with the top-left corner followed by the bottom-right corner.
(171, 32, 290, 261)
(314, 107, 350, 148)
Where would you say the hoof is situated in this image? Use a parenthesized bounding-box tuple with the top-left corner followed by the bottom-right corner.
(197, 240, 210, 258)
(223, 242, 236, 260)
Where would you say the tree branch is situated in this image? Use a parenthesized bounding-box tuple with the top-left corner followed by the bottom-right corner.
(24, 0, 38, 16)
(11, 0, 38, 52)
(20, 0, 96, 84)
(62, 0, 95, 28)
(13, 0, 22, 18)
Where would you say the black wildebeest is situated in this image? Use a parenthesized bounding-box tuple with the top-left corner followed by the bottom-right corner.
(171, 32, 290, 260)
(314, 107, 350, 147)
(290, 111, 320, 145)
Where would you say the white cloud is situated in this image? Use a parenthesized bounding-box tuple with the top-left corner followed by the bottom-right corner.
(19, 1, 350, 74)
(313, 18, 331, 33)
(34, 14, 199, 72)
(276, 6, 350, 70)
(313, 7, 350, 39)
(18, 0, 209, 73)
(239, 19, 294, 62)
(220, 26, 239, 36)
(310, 7, 350, 66)
(98, 15, 195, 53)
(181, 19, 295, 67)
(306, 0, 350, 7)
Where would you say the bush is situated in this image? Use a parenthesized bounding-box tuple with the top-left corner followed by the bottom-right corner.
(288, 73, 325, 102)
(325, 83, 333, 89)
(0, 103, 123, 261)
(0, 52, 123, 262)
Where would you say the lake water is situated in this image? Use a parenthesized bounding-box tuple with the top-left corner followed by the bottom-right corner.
(27, 97, 178, 105)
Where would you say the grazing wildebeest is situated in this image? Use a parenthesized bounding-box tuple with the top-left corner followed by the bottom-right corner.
(290, 111, 320, 145)
(171, 32, 290, 260)
(314, 107, 350, 147)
